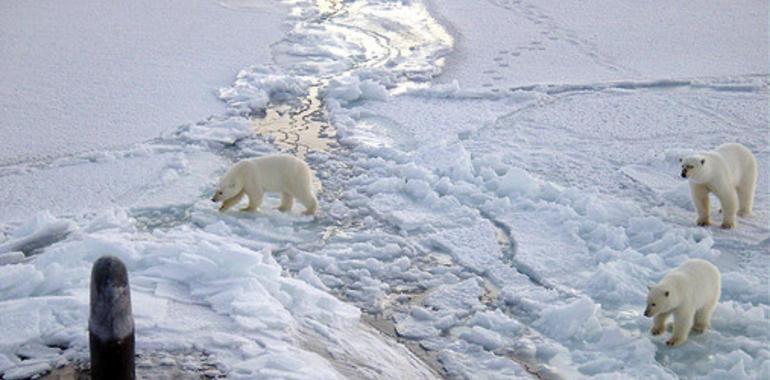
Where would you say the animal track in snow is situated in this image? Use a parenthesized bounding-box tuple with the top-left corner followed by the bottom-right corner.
(486, 0, 634, 75)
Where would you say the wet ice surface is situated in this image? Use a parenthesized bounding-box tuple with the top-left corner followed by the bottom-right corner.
(1, 0, 769, 379)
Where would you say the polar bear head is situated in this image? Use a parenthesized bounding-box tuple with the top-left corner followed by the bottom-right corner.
(211, 168, 244, 202)
(643, 284, 678, 317)
(679, 155, 708, 183)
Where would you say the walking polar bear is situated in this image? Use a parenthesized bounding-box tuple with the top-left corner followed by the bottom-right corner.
(645, 259, 721, 347)
(212, 155, 318, 215)
(680, 143, 757, 229)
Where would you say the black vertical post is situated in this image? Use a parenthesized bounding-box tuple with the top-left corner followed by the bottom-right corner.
(89, 256, 135, 380)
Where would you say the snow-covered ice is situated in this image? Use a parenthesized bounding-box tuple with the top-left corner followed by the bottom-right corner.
(1, 0, 768, 379)
(0, 0, 289, 222)
(0, 0, 288, 166)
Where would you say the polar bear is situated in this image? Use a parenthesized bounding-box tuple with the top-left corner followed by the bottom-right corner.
(680, 143, 757, 229)
(211, 155, 318, 215)
(644, 259, 721, 347)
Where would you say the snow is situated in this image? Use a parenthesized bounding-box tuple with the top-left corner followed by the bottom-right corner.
(435, 0, 768, 89)
(0, 212, 76, 255)
(0, 252, 25, 266)
(323, 76, 389, 106)
(515, 0, 768, 79)
(0, 0, 289, 166)
(1, 0, 768, 379)
(219, 67, 310, 116)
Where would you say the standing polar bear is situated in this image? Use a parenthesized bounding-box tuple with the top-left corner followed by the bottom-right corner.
(680, 143, 757, 229)
(644, 259, 721, 347)
(212, 155, 318, 215)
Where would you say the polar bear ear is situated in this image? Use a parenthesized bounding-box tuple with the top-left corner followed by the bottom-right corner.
(647, 284, 653, 291)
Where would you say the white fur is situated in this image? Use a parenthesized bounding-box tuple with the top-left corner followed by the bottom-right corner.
(681, 143, 757, 229)
(644, 259, 721, 347)
(212, 155, 318, 215)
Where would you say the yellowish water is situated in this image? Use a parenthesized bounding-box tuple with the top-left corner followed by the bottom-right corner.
(251, 86, 336, 159)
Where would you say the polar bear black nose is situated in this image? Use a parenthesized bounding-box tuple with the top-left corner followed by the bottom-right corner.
(681, 169, 687, 178)
(211, 197, 217, 202)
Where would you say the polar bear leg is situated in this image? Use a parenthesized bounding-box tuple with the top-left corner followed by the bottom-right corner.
(295, 187, 318, 215)
(667, 309, 693, 347)
(737, 185, 754, 217)
(219, 190, 245, 212)
(651, 312, 670, 336)
(693, 299, 717, 333)
(691, 185, 710, 226)
(737, 169, 756, 217)
(241, 190, 263, 212)
(277, 192, 294, 212)
(716, 188, 738, 229)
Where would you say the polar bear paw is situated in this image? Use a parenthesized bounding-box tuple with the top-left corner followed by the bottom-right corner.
(666, 337, 684, 347)
(720, 220, 735, 229)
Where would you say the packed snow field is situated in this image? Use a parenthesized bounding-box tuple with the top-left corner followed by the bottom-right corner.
(0, 0, 288, 168)
(1, 0, 768, 379)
